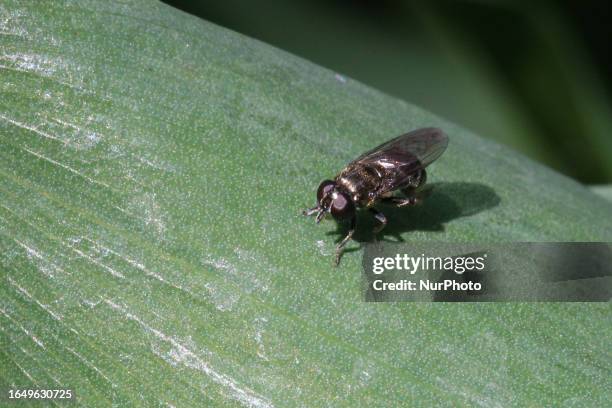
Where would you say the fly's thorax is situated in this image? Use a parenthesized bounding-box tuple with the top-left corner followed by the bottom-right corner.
(335, 164, 383, 207)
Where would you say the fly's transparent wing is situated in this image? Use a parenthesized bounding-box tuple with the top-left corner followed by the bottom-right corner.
(351, 127, 448, 169)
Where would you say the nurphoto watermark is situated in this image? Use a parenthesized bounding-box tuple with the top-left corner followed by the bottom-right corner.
(363, 242, 612, 302)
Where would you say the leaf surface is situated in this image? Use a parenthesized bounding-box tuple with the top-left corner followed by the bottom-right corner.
(1, 1, 611, 406)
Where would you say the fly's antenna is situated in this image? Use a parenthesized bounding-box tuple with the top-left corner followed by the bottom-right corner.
(316, 188, 334, 223)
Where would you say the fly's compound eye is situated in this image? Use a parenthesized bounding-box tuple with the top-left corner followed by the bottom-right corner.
(330, 192, 355, 220)
(317, 180, 336, 203)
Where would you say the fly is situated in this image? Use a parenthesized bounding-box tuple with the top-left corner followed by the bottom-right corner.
(303, 127, 449, 265)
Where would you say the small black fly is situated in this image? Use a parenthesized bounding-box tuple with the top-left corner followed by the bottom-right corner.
(303, 127, 449, 265)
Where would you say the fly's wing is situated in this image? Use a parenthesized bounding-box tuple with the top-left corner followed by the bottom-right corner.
(350, 127, 448, 194)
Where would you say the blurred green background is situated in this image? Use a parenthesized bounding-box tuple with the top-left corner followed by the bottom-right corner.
(163, 0, 612, 184)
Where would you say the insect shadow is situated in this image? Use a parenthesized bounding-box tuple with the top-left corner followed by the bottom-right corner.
(326, 182, 500, 249)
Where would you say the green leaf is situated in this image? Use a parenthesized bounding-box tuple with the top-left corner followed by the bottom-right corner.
(1, 1, 611, 407)
(590, 185, 612, 202)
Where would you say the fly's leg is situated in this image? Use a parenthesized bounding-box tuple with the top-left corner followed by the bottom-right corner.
(369, 208, 387, 235)
(382, 169, 429, 207)
(335, 216, 356, 266)
(414, 169, 427, 189)
(401, 168, 427, 194)
(383, 194, 421, 207)
(381, 196, 420, 207)
(302, 206, 319, 216)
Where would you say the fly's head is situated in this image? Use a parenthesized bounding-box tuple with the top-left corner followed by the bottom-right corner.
(314, 180, 355, 223)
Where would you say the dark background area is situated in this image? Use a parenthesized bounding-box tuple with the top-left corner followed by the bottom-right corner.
(163, 0, 612, 184)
